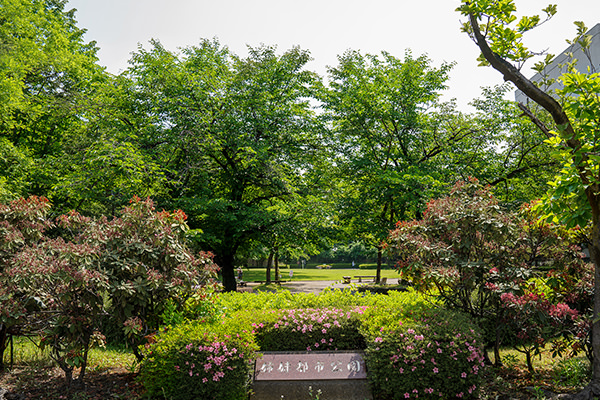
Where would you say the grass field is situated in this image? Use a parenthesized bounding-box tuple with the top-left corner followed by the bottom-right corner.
(238, 267, 399, 282)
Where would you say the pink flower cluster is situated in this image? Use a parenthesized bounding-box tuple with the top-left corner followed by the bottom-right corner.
(253, 307, 363, 351)
(501, 292, 578, 321)
(175, 338, 247, 383)
(383, 315, 484, 399)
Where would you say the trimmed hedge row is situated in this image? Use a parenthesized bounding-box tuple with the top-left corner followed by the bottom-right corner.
(140, 289, 484, 399)
(359, 263, 389, 269)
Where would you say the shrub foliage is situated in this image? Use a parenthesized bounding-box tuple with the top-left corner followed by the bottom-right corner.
(139, 317, 258, 400)
(0, 196, 217, 385)
(388, 179, 588, 368)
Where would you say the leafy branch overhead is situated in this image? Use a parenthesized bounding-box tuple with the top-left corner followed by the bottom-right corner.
(457, 1, 557, 68)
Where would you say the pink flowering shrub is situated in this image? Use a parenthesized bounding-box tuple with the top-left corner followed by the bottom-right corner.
(363, 308, 484, 400)
(499, 290, 578, 372)
(139, 316, 258, 400)
(387, 179, 590, 366)
(252, 307, 367, 351)
(0, 196, 52, 371)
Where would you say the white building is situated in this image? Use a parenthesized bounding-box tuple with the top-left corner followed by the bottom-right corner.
(515, 23, 600, 104)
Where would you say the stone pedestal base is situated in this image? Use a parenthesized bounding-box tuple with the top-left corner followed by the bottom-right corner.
(250, 379, 372, 400)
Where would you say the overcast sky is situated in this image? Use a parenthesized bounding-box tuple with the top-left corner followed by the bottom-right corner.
(66, 0, 600, 111)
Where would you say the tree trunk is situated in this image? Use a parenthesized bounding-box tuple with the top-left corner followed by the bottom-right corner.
(587, 189, 600, 386)
(525, 351, 534, 373)
(376, 246, 382, 284)
(220, 251, 237, 292)
(494, 327, 502, 366)
(76, 333, 91, 385)
(274, 247, 280, 282)
(0, 325, 7, 371)
(56, 356, 74, 388)
(64, 368, 73, 387)
(266, 252, 273, 284)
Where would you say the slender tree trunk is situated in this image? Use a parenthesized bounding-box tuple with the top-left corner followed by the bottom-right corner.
(266, 252, 273, 284)
(376, 246, 382, 284)
(274, 247, 280, 283)
(77, 333, 91, 385)
(131, 334, 145, 362)
(56, 356, 74, 387)
(0, 325, 7, 371)
(525, 351, 534, 373)
(494, 327, 502, 366)
(64, 368, 73, 387)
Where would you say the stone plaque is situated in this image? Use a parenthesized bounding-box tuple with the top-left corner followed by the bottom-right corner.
(254, 351, 367, 381)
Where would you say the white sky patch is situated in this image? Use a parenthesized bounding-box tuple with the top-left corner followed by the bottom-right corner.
(67, 0, 600, 111)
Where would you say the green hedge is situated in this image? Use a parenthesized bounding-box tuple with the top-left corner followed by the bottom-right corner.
(359, 263, 389, 269)
(140, 289, 483, 399)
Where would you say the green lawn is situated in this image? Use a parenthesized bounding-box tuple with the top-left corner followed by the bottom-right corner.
(238, 268, 399, 282)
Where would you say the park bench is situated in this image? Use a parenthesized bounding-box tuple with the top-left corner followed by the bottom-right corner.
(353, 275, 376, 283)
(252, 280, 289, 285)
(342, 276, 352, 284)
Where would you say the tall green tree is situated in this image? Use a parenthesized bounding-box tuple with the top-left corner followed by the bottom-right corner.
(458, 1, 600, 395)
(0, 138, 32, 202)
(322, 50, 468, 282)
(0, 0, 100, 128)
(122, 40, 324, 291)
(0, 0, 108, 204)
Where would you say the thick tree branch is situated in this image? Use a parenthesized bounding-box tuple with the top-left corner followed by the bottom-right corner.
(468, 13, 579, 149)
(489, 162, 557, 186)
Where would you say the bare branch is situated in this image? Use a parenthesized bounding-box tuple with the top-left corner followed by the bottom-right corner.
(517, 102, 552, 139)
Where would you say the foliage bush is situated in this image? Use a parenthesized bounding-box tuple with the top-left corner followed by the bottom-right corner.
(216, 286, 432, 313)
(139, 316, 258, 400)
(499, 290, 578, 372)
(387, 179, 590, 368)
(359, 263, 389, 269)
(362, 308, 484, 400)
(77, 197, 218, 360)
(0, 196, 218, 386)
(553, 357, 591, 389)
(0, 196, 52, 370)
(161, 286, 224, 327)
(357, 285, 407, 295)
